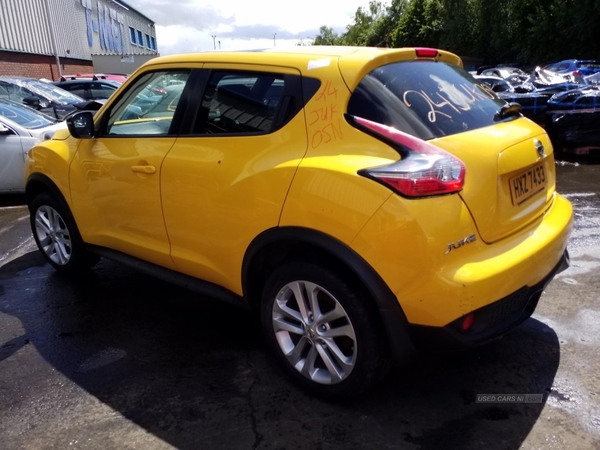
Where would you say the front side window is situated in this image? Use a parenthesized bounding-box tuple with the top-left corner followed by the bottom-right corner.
(348, 61, 505, 140)
(106, 70, 190, 136)
(194, 71, 284, 134)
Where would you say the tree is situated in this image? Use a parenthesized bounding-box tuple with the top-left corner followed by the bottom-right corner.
(343, 1, 389, 46)
(313, 26, 342, 45)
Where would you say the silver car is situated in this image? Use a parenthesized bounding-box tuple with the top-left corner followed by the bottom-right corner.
(0, 99, 66, 193)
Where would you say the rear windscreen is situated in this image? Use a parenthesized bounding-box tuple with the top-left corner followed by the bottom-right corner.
(348, 61, 506, 140)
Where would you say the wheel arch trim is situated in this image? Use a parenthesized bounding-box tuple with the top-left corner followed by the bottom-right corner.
(242, 226, 416, 362)
(26, 173, 70, 211)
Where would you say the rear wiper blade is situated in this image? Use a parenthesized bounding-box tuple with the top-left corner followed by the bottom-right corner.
(494, 102, 522, 121)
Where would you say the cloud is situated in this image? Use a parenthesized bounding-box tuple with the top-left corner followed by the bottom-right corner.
(216, 25, 323, 41)
(123, 0, 370, 54)
(125, 0, 235, 30)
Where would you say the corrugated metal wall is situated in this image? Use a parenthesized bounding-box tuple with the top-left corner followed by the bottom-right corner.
(0, 0, 54, 55)
(0, 0, 158, 61)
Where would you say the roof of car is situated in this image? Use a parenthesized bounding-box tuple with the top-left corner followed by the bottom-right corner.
(53, 79, 120, 85)
(139, 46, 462, 90)
(0, 76, 38, 82)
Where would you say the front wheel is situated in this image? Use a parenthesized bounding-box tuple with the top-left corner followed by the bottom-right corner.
(261, 262, 388, 398)
(30, 192, 98, 272)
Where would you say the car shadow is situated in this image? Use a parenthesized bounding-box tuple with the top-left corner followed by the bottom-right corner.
(0, 252, 560, 450)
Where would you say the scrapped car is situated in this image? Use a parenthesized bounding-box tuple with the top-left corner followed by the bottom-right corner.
(544, 59, 600, 77)
(473, 75, 514, 93)
(479, 66, 525, 79)
(545, 88, 600, 158)
(25, 47, 573, 397)
(0, 99, 66, 192)
(0, 76, 86, 120)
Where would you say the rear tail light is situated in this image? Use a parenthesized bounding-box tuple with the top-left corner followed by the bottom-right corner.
(348, 115, 466, 198)
(573, 70, 581, 76)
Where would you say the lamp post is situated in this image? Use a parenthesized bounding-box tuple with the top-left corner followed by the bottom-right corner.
(43, 0, 62, 78)
(211, 34, 217, 50)
(273, 33, 277, 47)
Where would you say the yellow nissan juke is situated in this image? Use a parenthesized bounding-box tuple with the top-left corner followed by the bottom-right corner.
(25, 46, 572, 397)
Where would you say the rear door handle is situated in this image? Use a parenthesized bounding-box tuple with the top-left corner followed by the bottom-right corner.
(131, 165, 156, 174)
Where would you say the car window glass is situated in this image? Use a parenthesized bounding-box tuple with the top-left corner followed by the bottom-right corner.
(193, 71, 284, 134)
(106, 70, 190, 136)
(348, 61, 505, 140)
(0, 82, 10, 98)
(24, 80, 83, 104)
(91, 83, 116, 99)
(0, 101, 54, 128)
(557, 63, 570, 71)
(5, 84, 34, 102)
(578, 62, 600, 69)
(65, 84, 87, 99)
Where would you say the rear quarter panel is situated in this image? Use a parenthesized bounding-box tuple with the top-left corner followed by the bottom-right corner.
(280, 63, 398, 244)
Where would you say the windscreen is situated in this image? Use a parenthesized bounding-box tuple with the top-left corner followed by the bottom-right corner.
(25, 80, 85, 105)
(348, 61, 506, 140)
(0, 101, 55, 129)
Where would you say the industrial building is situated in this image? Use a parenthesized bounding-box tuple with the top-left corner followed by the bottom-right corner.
(0, 0, 159, 80)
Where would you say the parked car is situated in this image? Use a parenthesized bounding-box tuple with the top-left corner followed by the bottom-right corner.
(24, 47, 572, 397)
(0, 76, 86, 120)
(544, 59, 600, 77)
(52, 79, 121, 101)
(0, 99, 66, 192)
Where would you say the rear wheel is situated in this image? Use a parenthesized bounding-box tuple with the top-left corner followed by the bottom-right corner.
(30, 192, 98, 272)
(261, 262, 388, 398)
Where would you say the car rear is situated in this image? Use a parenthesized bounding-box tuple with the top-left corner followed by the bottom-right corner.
(337, 48, 572, 349)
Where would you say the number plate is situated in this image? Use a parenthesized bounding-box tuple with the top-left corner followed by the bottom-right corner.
(509, 164, 547, 206)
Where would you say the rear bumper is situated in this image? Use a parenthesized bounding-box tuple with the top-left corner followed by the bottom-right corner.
(406, 250, 569, 352)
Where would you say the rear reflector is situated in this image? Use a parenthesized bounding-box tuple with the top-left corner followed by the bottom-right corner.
(462, 313, 476, 331)
(415, 48, 439, 58)
(349, 116, 466, 198)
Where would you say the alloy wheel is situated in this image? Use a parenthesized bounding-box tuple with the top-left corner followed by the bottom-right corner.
(34, 205, 72, 266)
(271, 280, 357, 385)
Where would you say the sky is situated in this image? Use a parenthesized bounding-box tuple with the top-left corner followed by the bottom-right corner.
(123, 0, 377, 55)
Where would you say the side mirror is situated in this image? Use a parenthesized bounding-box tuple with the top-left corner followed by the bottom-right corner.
(0, 122, 12, 135)
(22, 96, 41, 109)
(66, 111, 95, 139)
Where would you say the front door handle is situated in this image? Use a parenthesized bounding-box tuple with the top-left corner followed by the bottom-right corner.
(131, 165, 156, 174)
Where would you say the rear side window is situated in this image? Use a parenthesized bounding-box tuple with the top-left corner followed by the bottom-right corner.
(193, 71, 284, 135)
(348, 61, 506, 140)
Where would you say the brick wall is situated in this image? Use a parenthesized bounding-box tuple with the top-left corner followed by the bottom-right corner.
(0, 51, 93, 81)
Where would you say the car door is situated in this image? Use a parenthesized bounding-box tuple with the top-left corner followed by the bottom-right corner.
(69, 69, 194, 269)
(0, 120, 31, 192)
(161, 66, 310, 293)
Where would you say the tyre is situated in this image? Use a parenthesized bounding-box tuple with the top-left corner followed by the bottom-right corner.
(30, 192, 99, 273)
(261, 261, 388, 398)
